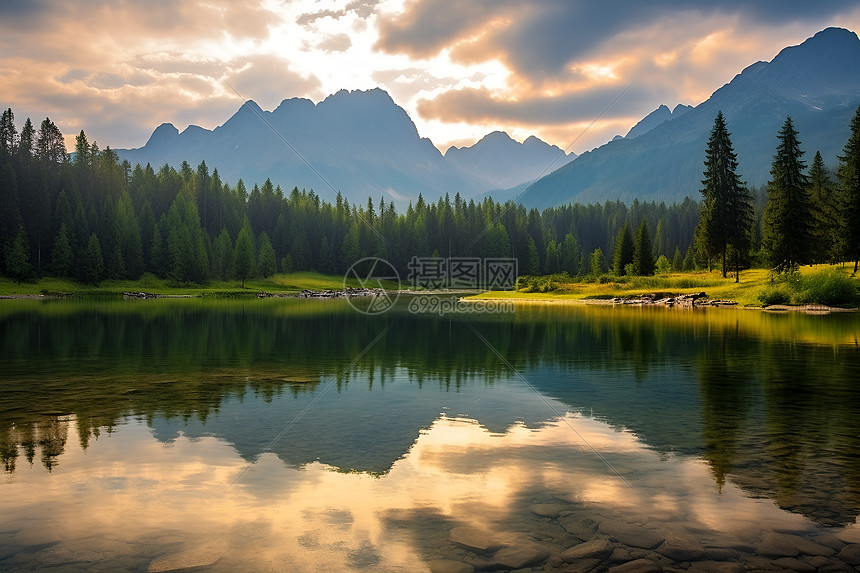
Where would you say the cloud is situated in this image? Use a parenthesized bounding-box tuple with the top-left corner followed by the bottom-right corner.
(226, 55, 323, 110)
(415, 84, 658, 126)
(376, 0, 859, 84)
(316, 34, 353, 53)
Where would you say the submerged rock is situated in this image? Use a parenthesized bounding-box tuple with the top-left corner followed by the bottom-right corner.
(837, 543, 860, 564)
(146, 546, 221, 572)
(656, 533, 706, 562)
(607, 558, 662, 573)
(560, 538, 613, 561)
(530, 503, 566, 518)
(599, 519, 665, 550)
(448, 527, 506, 555)
(426, 559, 475, 573)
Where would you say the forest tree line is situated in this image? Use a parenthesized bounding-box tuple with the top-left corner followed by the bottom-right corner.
(0, 105, 858, 286)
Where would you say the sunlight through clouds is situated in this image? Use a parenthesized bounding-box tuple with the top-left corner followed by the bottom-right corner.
(0, 0, 858, 154)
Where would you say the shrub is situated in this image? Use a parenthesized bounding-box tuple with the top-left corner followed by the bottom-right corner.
(758, 285, 792, 306)
(794, 269, 858, 307)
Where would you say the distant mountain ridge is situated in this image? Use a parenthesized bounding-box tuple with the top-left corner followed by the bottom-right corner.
(520, 27, 860, 208)
(445, 131, 575, 190)
(118, 88, 566, 207)
(118, 27, 860, 209)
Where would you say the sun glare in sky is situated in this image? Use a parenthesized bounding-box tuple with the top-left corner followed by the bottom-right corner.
(0, 0, 858, 153)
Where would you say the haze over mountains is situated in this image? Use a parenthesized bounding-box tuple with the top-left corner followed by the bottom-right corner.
(118, 27, 860, 209)
(520, 26, 860, 208)
(118, 88, 573, 207)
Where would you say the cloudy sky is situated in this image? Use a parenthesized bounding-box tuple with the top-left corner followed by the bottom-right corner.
(1, 0, 859, 155)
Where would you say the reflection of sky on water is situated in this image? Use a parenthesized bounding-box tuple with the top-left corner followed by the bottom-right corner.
(1, 373, 843, 572)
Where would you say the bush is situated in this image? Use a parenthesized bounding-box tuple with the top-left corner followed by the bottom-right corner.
(794, 269, 858, 307)
(758, 285, 792, 306)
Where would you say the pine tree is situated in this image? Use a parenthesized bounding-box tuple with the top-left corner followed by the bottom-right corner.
(695, 112, 754, 277)
(234, 219, 256, 288)
(257, 231, 276, 278)
(5, 225, 32, 283)
(808, 151, 838, 263)
(837, 105, 860, 274)
(544, 239, 559, 274)
(590, 247, 606, 276)
(612, 222, 634, 276)
(561, 232, 580, 275)
(762, 116, 813, 271)
(672, 246, 684, 272)
(653, 218, 666, 258)
(632, 220, 654, 276)
(0, 108, 17, 158)
(211, 228, 234, 280)
(50, 223, 74, 277)
(525, 236, 540, 275)
(81, 233, 104, 285)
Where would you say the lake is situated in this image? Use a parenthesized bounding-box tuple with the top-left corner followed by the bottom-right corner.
(1, 296, 860, 572)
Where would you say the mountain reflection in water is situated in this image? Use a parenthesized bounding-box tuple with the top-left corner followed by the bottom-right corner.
(1, 297, 860, 570)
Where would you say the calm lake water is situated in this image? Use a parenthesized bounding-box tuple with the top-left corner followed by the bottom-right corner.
(1, 296, 860, 572)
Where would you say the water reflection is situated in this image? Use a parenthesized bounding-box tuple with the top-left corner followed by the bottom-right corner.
(1, 298, 860, 567)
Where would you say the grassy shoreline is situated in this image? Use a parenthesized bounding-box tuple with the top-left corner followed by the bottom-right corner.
(466, 265, 860, 309)
(0, 271, 371, 298)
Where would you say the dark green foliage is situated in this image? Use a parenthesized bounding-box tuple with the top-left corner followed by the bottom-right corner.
(526, 236, 540, 275)
(762, 117, 814, 271)
(590, 247, 606, 276)
(837, 105, 860, 274)
(632, 220, 654, 276)
(695, 112, 755, 277)
(257, 231, 276, 278)
(808, 151, 839, 263)
(81, 233, 104, 285)
(672, 246, 684, 271)
(757, 285, 792, 306)
(50, 223, 74, 278)
(211, 228, 234, 280)
(5, 225, 32, 283)
(3, 103, 855, 287)
(612, 222, 634, 276)
(794, 269, 858, 307)
(234, 220, 256, 288)
(561, 233, 581, 276)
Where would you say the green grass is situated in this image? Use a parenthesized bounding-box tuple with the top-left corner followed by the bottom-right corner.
(0, 271, 391, 297)
(470, 265, 860, 308)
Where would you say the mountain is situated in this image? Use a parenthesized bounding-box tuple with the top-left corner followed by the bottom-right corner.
(119, 88, 564, 208)
(520, 27, 860, 208)
(624, 104, 692, 139)
(445, 131, 575, 190)
(120, 88, 488, 206)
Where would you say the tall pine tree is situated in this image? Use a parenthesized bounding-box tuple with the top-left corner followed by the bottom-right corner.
(762, 117, 813, 271)
(695, 112, 754, 278)
(838, 105, 860, 274)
